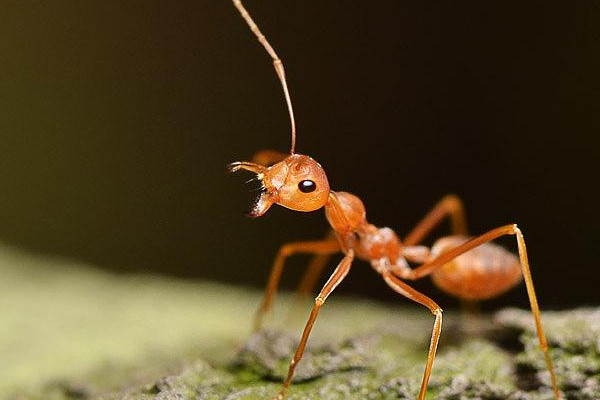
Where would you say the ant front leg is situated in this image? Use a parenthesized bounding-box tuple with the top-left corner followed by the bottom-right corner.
(396, 224, 561, 399)
(284, 230, 338, 324)
(274, 250, 354, 400)
(379, 271, 442, 400)
(404, 194, 468, 246)
(251, 149, 288, 166)
(294, 230, 338, 298)
(253, 239, 341, 332)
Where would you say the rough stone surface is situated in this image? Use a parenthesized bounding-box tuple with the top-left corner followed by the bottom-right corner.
(1, 243, 598, 399)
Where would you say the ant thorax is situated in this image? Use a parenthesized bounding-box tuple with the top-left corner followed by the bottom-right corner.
(355, 226, 403, 264)
(325, 191, 402, 263)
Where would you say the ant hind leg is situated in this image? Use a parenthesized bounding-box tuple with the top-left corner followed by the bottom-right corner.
(395, 224, 561, 399)
(404, 194, 468, 246)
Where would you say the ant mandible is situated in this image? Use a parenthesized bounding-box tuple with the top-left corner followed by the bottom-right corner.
(228, 1, 561, 399)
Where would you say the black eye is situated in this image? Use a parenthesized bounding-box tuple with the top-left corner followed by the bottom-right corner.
(298, 180, 317, 193)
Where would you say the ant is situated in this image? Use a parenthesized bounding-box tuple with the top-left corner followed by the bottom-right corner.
(228, 1, 561, 399)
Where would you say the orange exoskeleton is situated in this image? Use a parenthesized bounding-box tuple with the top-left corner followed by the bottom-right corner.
(228, 1, 561, 399)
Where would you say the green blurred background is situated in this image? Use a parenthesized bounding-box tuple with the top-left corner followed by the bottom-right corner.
(0, 1, 597, 308)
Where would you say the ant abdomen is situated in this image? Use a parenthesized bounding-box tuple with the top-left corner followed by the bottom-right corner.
(429, 236, 523, 300)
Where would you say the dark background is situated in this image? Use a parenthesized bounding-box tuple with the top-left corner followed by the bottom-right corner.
(0, 1, 597, 309)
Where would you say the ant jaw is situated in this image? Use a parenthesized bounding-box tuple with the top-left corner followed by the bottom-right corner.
(247, 190, 277, 218)
(229, 160, 278, 217)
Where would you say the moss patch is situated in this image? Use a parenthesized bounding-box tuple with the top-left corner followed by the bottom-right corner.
(1, 243, 598, 399)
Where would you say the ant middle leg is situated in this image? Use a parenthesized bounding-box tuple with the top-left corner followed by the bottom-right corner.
(253, 239, 341, 331)
(404, 194, 468, 245)
(379, 271, 443, 400)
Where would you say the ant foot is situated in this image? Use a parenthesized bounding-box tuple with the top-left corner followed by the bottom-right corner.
(269, 392, 285, 400)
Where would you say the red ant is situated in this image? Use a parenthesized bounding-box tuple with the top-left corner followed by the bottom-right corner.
(228, 1, 561, 399)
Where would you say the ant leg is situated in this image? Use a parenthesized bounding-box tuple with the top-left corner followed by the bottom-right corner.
(513, 226, 560, 399)
(253, 239, 341, 332)
(284, 231, 337, 323)
(396, 224, 561, 399)
(295, 253, 332, 297)
(295, 230, 338, 298)
(252, 149, 288, 166)
(404, 194, 468, 246)
(402, 195, 481, 323)
(379, 271, 442, 400)
(274, 251, 354, 400)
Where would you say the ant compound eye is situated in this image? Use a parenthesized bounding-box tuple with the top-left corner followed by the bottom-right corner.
(298, 180, 317, 193)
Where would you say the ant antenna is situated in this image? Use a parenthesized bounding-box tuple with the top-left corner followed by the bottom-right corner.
(232, 0, 297, 154)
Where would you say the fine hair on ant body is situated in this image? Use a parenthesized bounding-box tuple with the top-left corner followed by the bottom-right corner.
(228, 1, 561, 399)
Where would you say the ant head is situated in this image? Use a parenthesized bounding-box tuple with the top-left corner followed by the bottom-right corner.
(229, 154, 330, 217)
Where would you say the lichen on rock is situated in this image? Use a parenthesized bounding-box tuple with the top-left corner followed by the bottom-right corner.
(233, 329, 376, 382)
(496, 308, 600, 400)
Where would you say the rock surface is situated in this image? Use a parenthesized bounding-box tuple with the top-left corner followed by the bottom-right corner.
(1, 243, 598, 400)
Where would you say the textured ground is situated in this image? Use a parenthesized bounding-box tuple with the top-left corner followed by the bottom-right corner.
(0, 243, 598, 400)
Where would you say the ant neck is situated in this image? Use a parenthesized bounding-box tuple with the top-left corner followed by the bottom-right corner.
(325, 191, 368, 239)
